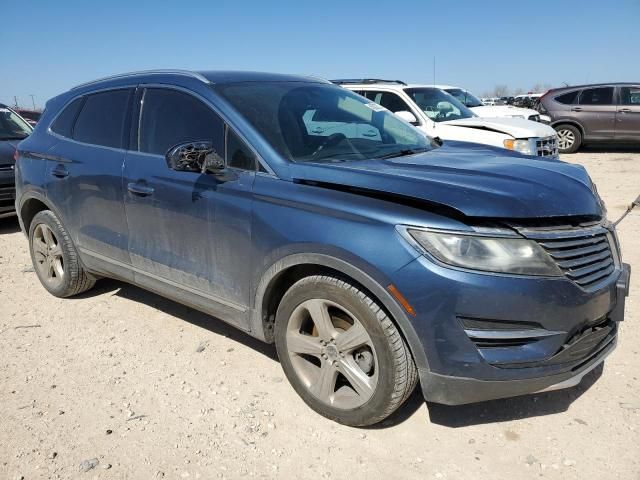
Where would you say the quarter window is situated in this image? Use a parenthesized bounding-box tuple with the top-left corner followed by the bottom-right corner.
(73, 90, 131, 148)
(138, 88, 224, 157)
(578, 87, 614, 105)
(362, 91, 412, 113)
(51, 97, 84, 137)
(226, 127, 256, 171)
(554, 90, 579, 105)
(620, 86, 640, 105)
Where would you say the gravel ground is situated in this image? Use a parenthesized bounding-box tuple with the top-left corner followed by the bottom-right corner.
(1, 149, 639, 480)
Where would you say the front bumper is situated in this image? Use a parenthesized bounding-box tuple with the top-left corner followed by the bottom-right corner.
(0, 169, 16, 218)
(392, 255, 630, 405)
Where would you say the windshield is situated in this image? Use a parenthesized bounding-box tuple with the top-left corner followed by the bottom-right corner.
(215, 82, 432, 162)
(404, 88, 476, 122)
(0, 107, 32, 140)
(444, 88, 484, 108)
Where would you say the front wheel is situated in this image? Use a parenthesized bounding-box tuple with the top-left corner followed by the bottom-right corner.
(275, 275, 417, 426)
(555, 124, 582, 153)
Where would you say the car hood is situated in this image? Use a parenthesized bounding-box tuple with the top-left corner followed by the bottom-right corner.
(288, 142, 601, 219)
(470, 105, 539, 118)
(442, 116, 555, 138)
(0, 139, 19, 166)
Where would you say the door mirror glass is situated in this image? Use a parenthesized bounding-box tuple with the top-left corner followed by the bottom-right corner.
(165, 141, 225, 173)
(394, 110, 418, 125)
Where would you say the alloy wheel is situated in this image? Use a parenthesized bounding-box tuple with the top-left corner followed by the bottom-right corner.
(32, 223, 65, 288)
(285, 298, 378, 409)
(557, 129, 575, 150)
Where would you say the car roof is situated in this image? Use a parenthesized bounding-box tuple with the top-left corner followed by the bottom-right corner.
(71, 70, 328, 91)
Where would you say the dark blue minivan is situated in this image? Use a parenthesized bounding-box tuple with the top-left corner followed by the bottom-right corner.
(15, 71, 630, 426)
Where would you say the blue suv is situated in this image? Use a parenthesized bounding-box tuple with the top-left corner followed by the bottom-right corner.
(15, 71, 630, 426)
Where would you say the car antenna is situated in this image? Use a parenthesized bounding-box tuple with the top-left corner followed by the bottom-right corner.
(613, 194, 640, 226)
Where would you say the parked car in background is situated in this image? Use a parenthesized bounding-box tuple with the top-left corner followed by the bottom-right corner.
(538, 83, 640, 153)
(436, 85, 546, 122)
(15, 70, 629, 426)
(16, 109, 42, 127)
(514, 93, 543, 109)
(0, 104, 32, 218)
(334, 79, 558, 158)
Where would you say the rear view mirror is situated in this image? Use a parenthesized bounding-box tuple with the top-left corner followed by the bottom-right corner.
(165, 141, 225, 174)
(394, 110, 418, 125)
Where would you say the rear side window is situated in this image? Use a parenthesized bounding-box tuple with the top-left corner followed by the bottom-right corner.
(138, 88, 225, 157)
(73, 90, 131, 148)
(362, 91, 411, 113)
(51, 97, 84, 137)
(578, 87, 614, 105)
(554, 90, 579, 105)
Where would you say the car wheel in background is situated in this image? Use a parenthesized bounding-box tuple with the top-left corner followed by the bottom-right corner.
(555, 124, 582, 153)
(28, 210, 96, 298)
(275, 275, 417, 426)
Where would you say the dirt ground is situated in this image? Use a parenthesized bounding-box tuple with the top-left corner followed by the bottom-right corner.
(1, 149, 639, 480)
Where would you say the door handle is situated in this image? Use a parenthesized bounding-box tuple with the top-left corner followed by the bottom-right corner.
(619, 108, 632, 113)
(570, 107, 583, 112)
(50, 165, 69, 178)
(127, 182, 154, 196)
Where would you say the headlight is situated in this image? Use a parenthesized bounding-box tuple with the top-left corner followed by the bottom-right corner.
(402, 228, 562, 276)
(503, 138, 534, 155)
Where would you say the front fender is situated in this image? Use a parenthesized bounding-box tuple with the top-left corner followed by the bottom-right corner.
(249, 251, 430, 374)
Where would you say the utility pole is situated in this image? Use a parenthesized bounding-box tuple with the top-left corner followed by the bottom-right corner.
(13, 96, 19, 108)
(29, 95, 36, 110)
(433, 57, 436, 86)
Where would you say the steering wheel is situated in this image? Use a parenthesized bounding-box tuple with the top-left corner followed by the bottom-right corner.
(310, 133, 347, 159)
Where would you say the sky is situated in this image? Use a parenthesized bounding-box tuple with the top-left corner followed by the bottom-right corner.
(2, 0, 639, 109)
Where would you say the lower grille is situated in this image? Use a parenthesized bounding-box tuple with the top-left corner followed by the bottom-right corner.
(0, 185, 16, 208)
(536, 136, 558, 157)
(536, 230, 615, 288)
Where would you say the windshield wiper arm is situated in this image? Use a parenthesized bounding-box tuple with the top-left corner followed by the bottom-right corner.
(376, 147, 430, 160)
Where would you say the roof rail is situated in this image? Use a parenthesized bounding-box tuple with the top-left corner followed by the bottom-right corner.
(71, 70, 210, 90)
(330, 78, 407, 86)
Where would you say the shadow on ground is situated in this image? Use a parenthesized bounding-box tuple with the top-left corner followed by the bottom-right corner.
(74, 278, 279, 362)
(0, 216, 20, 234)
(577, 145, 640, 154)
(68, 276, 606, 429)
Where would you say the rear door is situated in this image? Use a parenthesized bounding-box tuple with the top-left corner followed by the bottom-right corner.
(574, 86, 616, 139)
(615, 85, 640, 141)
(46, 88, 134, 265)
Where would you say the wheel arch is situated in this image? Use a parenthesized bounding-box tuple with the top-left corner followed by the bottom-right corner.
(551, 119, 585, 137)
(18, 193, 61, 236)
(250, 253, 430, 373)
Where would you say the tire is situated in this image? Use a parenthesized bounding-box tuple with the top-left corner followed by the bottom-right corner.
(275, 275, 417, 426)
(555, 124, 582, 153)
(28, 210, 96, 298)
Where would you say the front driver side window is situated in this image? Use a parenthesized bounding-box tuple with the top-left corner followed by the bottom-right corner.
(138, 88, 225, 157)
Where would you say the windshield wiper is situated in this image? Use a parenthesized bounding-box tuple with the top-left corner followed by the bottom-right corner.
(376, 147, 430, 160)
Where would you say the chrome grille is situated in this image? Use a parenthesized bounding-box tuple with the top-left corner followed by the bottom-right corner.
(536, 136, 558, 157)
(536, 231, 615, 288)
(0, 164, 14, 171)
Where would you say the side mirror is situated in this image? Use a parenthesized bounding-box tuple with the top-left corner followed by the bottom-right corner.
(165, 141, 225, 174)
(394, 110, 419, 125)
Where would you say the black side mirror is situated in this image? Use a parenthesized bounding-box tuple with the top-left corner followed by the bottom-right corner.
(165, 141, 225, 174)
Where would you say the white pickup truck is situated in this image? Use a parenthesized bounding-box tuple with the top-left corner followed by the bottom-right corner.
(334, 80, 558, 158)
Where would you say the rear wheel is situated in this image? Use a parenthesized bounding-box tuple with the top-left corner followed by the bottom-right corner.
(555, 124, 582, 153)
(29, 210, 96, 298)
(275, 275, 417, 426)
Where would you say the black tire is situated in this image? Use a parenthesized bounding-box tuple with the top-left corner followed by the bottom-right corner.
(555, 124, 582, 154)
(275, 275, 417, 426)
(28, 210, 96, 298)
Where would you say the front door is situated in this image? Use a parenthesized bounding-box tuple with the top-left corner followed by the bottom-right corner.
(122, 87, 256, 321)
(616, 85, 640, 141)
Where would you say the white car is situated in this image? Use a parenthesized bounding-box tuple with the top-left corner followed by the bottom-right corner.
(436, 85, 549, 123)
(334, 80, 559, 158)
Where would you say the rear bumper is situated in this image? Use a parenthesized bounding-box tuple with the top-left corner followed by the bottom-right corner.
(417, 263, 630, 405)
